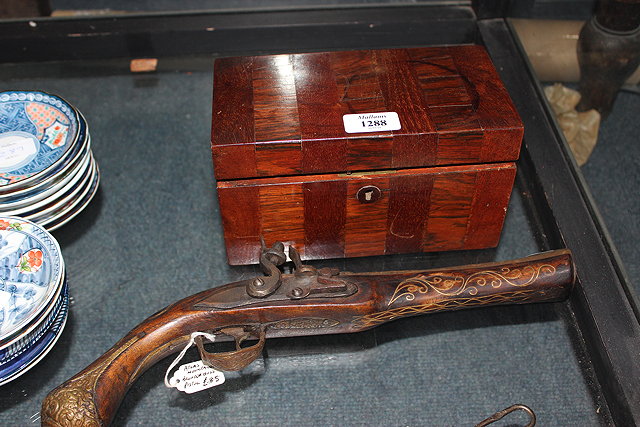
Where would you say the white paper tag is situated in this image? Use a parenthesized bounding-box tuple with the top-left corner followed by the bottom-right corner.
(164, 332, 225, 394)
(342, 112, 401, 134)
(167, 360, 225, 393)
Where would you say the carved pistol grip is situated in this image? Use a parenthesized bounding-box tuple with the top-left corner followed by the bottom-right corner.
(40, 291, 215, 427)
(40, 336, 158, 427)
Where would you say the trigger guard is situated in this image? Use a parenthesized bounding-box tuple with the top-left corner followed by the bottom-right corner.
(195, 327, 266, 372)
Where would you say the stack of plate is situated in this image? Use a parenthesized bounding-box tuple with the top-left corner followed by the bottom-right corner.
(0, 216, 67, 385)
(0, 91, 100, 231)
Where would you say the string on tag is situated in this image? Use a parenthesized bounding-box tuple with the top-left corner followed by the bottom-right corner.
(164, 331, 217, 388)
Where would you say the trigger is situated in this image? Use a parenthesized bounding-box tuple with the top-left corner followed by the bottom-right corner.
(195, 327, 266, 372)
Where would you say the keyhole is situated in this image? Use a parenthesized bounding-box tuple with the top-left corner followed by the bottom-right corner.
(356, 185, 381, 204)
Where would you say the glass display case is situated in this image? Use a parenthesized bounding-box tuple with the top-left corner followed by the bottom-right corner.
(0, 2, 638, 425)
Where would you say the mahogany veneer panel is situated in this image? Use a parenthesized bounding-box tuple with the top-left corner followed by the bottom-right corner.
(217, 163, 516, 265)
(211, 45, 523, 180)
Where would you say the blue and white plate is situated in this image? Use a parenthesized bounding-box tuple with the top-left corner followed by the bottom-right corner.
(1, 151, 91, 216)
(43, 159, 100, 232)
(0, 270, 65, 350)
(0, 217, 64, 342)
(17, 154, 94, 222)
(0, 115, 89, 205)
(0, 94, 99, 231)
(0, 91, 80, 190)
(0, 279, 67, 364)
(0, 283, 68, 385)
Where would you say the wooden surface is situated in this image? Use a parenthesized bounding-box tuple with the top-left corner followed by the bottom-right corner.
(212, 45, 522, 264)
(218, 163, 516, 265)
(41, 250, 573, 427)
(211, 45, 523, 180)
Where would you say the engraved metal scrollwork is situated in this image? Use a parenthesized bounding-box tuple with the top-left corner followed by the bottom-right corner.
(352, 262, 558, 329)
(41, 372, 101, 427)
(353, 290, 540, 329)
(388, 264, 556, 308)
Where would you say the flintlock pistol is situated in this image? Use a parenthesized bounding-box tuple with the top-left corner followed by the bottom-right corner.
(41, 243, 574, 426)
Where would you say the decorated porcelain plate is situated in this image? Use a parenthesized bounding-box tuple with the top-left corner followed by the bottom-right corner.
(0, 273, 64, 351)
(19, 154, 94, 222)
(0, 91, 79, 190)
(41, 155, 100, 231)
(0, 279, 66, 362)
(0, 217, 64, 342)
(0, 113, 87, 201)
(0, 150, 91, 216)
(0, 285, 68, 385)
(30, 154, 96, 223)
(0, 146, 91, 211)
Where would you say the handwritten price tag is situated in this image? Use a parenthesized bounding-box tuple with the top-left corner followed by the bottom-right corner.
(164, 332, 225, 394)
(342, 112, 401, 134)
(168, 360, 225, 394)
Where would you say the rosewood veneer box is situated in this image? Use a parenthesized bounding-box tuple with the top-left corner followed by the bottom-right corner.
(211, 45, 523, 265)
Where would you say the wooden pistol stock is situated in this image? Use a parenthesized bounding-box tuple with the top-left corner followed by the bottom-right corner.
(41, 244, 574, 426)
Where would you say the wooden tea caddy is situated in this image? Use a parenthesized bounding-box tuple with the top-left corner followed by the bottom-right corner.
(211, 45, 523, 265)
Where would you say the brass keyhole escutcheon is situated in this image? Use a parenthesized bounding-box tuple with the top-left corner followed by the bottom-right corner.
(356, 185, 381, 203)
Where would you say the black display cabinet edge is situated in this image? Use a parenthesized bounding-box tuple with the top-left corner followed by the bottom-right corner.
(473, 0, 598, 20)
(476, 18, 640, 426)
(0, 4, 638, 425)
(0, 4, 477, 63)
